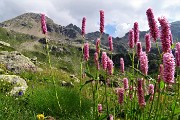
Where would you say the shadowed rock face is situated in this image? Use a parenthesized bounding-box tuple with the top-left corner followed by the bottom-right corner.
(0, 51, 39, 73)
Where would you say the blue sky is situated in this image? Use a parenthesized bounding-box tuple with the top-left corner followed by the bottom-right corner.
(0, 0, 180, 37)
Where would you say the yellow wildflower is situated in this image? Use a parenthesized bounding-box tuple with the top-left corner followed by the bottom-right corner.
(37, 114, 44, 120)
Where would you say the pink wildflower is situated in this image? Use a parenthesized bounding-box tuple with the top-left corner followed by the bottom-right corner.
(137, 78, 146, 107)
(109, 114, 113, 120)
(96, 38, 100, 54)
(100, 10, 104, 34)
(118, 88, 124, 105)
(159, 64, 163, 79)
(101, 52, 107, 70)
(137, 42, 142, 59)
(140, 52, 148, 75)
(84, 43, 89, 61)
(163, 52, 175, 84)
(98, 104, 102, 113)
(123, 78, 129, 90)
(148, 84, 154, 101)
(120, 58, 124, 73)
(94, 52, 100, 70)
(108, 36, 113, 51)
(81, 17, 86, 37)
(107, 59, 114, 75)
(145, 33, 151, 53)
(158, 16, 171, 53)
(134, 22, 139, 44)
(175, 42, 180, 67)
(41, 14, 47, 34)
(146, 8, 159, 41)
(128, 29, 134, 48)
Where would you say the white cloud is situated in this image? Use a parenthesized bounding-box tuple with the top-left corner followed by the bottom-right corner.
(0, 0, 180, 37)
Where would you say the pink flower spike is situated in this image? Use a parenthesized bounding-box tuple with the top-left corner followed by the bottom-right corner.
(109, 114, 113, 120)
(137, 78, 146, 107)
(163, 52, 175, 84)
(108, 36, 113, 51)
(137, 42, 142, 59)
(146, 8, 159, 41)
(159, 64, 164, 79)
(100, 10, 104, 34)
(81, 17, 86, 37)
(145, 33, 151, 53)
(176, 42, 180, 67)
(148, 84, 154, 101)
(120, 58, 124, 73)
(94, 52, 100, 70)
(101, 52, 107, 70)
(134, 22, 139, 44)
(128, 29, 134, 49)
(140, 52, 148, 75)
(118, 88, 124, 105)
(158, 16, 171, 53)
(123, 78, 129, 90)
(41, 14, 47, 34)
(84, 43, 89, 61)
(107, 59, 114, 75)
(96, 38, 101, 54)
(98, 104, 102, 113)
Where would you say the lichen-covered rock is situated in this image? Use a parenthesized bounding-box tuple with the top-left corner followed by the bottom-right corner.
(0, 51, 39, 73)
(0, 75, 28, 96)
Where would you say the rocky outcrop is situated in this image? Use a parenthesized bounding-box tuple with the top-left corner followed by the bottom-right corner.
(0, 51, 39, 73)
(0, 75, 28, 96)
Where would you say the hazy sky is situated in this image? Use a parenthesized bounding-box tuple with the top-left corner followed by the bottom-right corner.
(0, 0, 180, 37)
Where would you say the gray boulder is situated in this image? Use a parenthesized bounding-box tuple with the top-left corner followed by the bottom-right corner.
(0, 51, 39, 73)
(0, 75, 28, 96)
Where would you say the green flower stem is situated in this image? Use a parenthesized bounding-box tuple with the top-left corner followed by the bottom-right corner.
(45, 37, 61, 112)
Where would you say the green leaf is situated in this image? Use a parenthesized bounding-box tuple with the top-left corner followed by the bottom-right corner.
(145, 94, 151, 102)
(160, 81, 165, 89)
(98, 114, 107, 120)
(171, 101, 176, 111)
(79, 79, 94, 91)
(161, 117, 168, 120)
(171, 43, 175, 49)
(174, 108, 180, 115)
(85, 71, 94, 78)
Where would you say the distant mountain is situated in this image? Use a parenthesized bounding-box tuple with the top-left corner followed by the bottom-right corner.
(0, 12, 180, 54)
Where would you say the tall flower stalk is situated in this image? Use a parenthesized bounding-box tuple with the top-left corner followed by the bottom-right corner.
(41, 13, 61, 112)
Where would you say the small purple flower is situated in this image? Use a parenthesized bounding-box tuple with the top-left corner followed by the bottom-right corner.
(100, 10, 104, 34)
(81, 17, 86, 37)
(41, 14, 47, 34)
(123, 78, 129, 90)
(84, 43, 89, 61)
(163, 52, 175, 84)
(140, 52, 148, 75)
(128, 29, 134, 49)
(98, 104, 102, 113)
(108, 36, 113, 51)
(137, 78, 146, 107)
(134, 22, 139, 44)
(146, 8, 159, 41)
(18, 91, 23, 96)
(120, 58, 124, 73)
(101, 52, 108, 70)
(145, 33, 151, 53)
